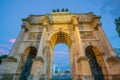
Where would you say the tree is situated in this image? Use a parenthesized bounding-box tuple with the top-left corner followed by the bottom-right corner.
(65, 8, 69, 12)
(56, 9, 60, 12)
(115, 17, 120, 37)
(61, 8, 64, 12)
(52, 9, 56, 12)
(0, 55, 8, 64)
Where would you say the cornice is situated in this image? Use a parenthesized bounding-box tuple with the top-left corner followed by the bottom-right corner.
(2, 56, 18, 63)
(106, 56, 120, 63)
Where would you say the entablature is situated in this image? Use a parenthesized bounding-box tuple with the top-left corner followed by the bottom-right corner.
(21, 12, 101, 31)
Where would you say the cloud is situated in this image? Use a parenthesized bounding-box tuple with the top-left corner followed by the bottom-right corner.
(9, 38, 16, 43)
(54, 51, 69, 57)
(53, 50, 70, 66)
(0, 48, 9, 55)
(0, 44, 11, 50)
(100, 0, 120, 17)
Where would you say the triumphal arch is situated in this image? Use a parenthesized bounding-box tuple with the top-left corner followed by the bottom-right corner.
(0, 11, 120, 80)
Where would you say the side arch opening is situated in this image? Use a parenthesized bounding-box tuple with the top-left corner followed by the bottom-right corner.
(18, 46, 37, 80)
(85, 45, 105, 80)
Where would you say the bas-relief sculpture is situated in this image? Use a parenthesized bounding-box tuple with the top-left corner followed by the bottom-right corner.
(0, 12, 120, 80)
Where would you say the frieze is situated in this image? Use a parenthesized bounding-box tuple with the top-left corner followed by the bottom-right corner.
(27, 32, 42, 40)
(80, 31, 95, 39)
(51, 14, 71, 23)
(79, 15, 93, 22)
(30, 16, 43, 24)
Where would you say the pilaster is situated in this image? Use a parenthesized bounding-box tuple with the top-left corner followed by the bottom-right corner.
(37, 27, 46, 57)
(42, 40, 50, 80)
(71, 16, 85, 57)
(37, 16, 50, 57)
(29, 57, 44, 80)
(77, 56, 93, 80)
(69, 41, 77, 80)
(9, 28, 25, 56)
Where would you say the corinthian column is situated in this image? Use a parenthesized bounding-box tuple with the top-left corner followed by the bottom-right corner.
(71, 16, 92, 79)
(37, 16, 50, 57)
(71, 16, 84, 57)
(37, 27, 46, 57)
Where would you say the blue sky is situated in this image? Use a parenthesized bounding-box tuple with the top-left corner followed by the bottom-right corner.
(0, 0, 120, 70)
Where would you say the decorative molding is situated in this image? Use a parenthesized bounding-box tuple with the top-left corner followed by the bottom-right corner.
(21, 24, 29, 31)
(77, 56, 88, 62)
(2, 56, 18, 63)
(79, 15, 93, 23)
(27, 32, 42, 40)
(106, 56, 120, 63)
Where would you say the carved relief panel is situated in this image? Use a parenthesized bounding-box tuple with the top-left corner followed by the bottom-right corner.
(79, 15, 93, 22)
(27, 32, 42, 40)
(80, 31, 95, 39)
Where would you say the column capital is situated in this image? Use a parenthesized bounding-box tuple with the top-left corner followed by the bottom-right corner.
(71, 16, 79, 26)
(42, 16, 50, 26)
(42, 16, 50, 31)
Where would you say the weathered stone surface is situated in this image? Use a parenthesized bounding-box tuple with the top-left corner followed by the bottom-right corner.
(0, 12, 120, 80)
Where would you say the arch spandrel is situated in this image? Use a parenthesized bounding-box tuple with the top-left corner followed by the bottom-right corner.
(84, 43, 103, 54)
(22, 45, 37, 55)
(85, 45, 103, 57)
(49, 31, 72, 49)
(48, 30, 70, 40)
(20, 42, 38, 54)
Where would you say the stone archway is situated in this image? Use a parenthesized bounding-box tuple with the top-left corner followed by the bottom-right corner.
(46, 31, 74, 79)
(15, 46, 37, 80)
(85, 45, 108, 80)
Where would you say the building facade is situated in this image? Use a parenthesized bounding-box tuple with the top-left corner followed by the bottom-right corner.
(0, 12, 120, 80)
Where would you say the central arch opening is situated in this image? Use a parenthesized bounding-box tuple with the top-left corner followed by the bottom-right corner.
(52, 43, 70, 79)
(49, 31, 72, 79)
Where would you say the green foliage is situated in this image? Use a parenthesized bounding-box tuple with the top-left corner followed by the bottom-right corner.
(56, 9, 60, 12)
(52, 9, 56, 12)
(0, 55, 8, 64)
(61, 8, 64, 12)
(115, 17, 120, 27)
(52, 8, 69, 12)
(65, 8, 69, 12)
(115, 17, 120, 37)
